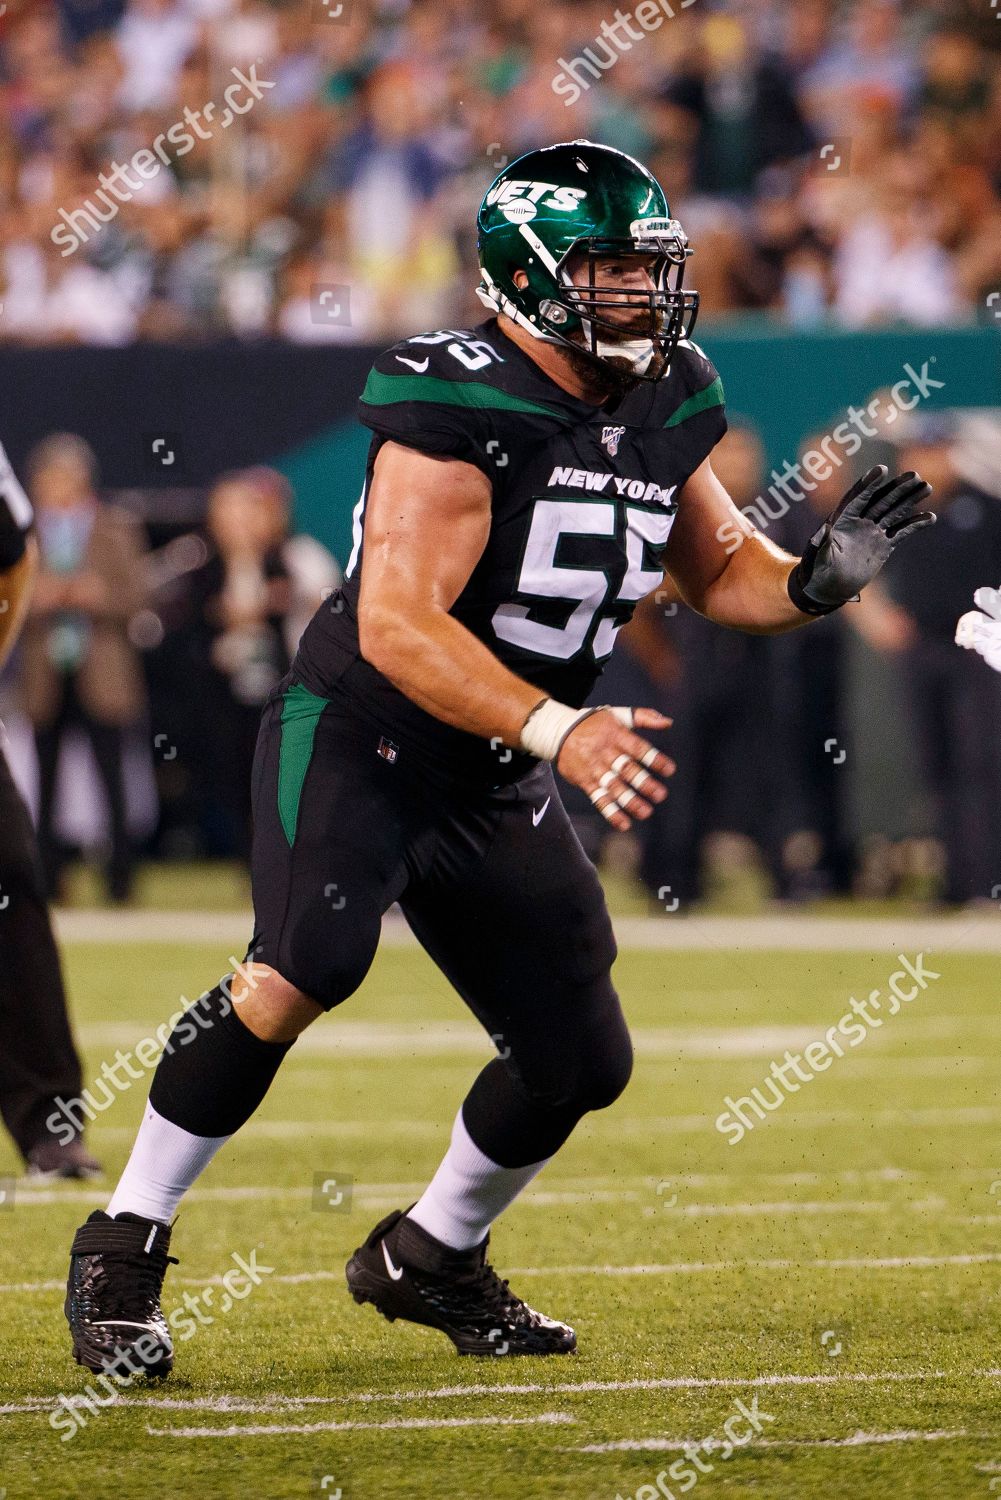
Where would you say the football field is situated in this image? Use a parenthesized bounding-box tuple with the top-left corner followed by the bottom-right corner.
(2, 923, 1000, 1499)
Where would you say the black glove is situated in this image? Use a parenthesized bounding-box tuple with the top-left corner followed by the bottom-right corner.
(788, 464, 935, 616)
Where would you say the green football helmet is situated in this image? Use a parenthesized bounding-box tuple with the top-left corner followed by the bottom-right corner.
(476, 140, 699, 382)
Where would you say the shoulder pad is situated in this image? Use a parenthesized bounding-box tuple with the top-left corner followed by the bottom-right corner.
(373, 328, 509, 384)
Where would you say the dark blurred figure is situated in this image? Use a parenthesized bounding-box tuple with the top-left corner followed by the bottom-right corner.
(769, 444, 864, 896)
(645, 423, 794, 907)
(241, 467, 341, 660)
(183, 471, 291, 860)
(659, 13, 814, 199)
(740, 165, 835, 325)
(0, 439, 100, 1178)
(564, 423, 791, 909)
(880, 416, 1001, 905)
(20, 435, 149, 903)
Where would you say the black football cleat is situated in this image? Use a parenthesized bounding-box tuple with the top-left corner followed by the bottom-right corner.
(65, 1211, 177, 1377)
(345, 1208, 577, 1357)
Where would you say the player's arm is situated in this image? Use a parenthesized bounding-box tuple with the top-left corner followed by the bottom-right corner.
(0, 535, 38, 668)
(665, 456, 934, 633)
(358, 441, 674, 831)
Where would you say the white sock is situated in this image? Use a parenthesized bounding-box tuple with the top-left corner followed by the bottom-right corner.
(105, 1102, 231, 1224)
(407, 1110, 549, 1251)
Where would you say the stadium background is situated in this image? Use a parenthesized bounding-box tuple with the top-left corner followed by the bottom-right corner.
(4, 0, 1001, 907)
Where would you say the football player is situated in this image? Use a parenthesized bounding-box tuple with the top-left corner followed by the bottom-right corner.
(65, 141, 934, 1373)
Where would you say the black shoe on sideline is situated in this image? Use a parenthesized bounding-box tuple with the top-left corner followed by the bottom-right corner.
(27, 1137, 103, 1180)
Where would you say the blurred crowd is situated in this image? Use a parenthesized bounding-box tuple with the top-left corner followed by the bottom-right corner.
(10, 410, 1001, 911)
(2, 0, 1001, 344)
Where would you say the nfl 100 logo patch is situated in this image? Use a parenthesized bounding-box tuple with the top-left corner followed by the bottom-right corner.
(601, 424, 626, 457)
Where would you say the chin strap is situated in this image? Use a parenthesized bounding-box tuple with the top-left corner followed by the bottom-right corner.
(592, 335, 656, 376)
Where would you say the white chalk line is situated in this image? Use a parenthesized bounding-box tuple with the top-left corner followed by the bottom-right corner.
(54, 1102, 1001, 1146)
(51, 908, 1001, 951)
(72, 1017, 986, 1062)
(8, 1368, 1000, 1420)
(145, 1412, 575, 1438)
(5, 1250, 1000, 1299)
(508, 1253, 1001, 1276)
(0, 1185, 898, 1217)
(572, 1427, 972, 1453)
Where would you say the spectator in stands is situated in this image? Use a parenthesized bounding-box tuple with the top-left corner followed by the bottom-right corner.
(21, 434, 149, 902)
(833, 149, 962, 326)
(0, 0, 998, 339)
(659, 13, 815, 200)
(801, 0, 921, 140)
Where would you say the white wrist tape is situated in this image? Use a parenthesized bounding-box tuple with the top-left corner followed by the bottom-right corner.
(519, 699, 595, 761)
(519, 701, 639, 762)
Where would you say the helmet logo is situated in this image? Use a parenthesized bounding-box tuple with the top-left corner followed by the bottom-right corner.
(485, 179, 587, 214)
(601, 425, 626, 457)
(502, 199, 538, 223)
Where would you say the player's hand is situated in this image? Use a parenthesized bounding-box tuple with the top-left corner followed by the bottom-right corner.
(788, 464, 935, 616)
(556, 707, 675, 831)
(956, 586, 1001, 673)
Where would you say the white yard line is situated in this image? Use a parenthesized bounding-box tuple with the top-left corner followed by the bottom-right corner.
(0, 1186, 895, 1216)
(7, 1369, 999, 1420)
(63, 1102, 1001, 1144)
(72, 1017, 988, 1060)
(5, 1251, 1000, 1299)
(145, 1411, 576, 1438)
(573, 1427, 970, 1453)
(510, 1253, 1001, 1275)
(585, 1106, 1001, 1134)
(50, 908, 1001, 951)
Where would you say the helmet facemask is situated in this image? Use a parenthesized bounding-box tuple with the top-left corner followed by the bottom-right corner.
(530, 218, 699, 383)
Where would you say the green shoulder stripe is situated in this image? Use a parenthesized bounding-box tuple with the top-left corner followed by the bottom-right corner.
(277, 684, 328, 846)
(663, 375, 725, 429)
(361, 368, 571, 422)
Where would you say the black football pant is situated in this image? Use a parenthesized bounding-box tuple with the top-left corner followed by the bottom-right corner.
(0, 746, 85, 1160)
(151, 680, 634, 1171)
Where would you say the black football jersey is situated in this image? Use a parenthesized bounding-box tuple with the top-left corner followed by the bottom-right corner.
(294, 317, 726, 786)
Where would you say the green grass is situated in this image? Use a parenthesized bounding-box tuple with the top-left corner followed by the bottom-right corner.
(2, 941, 1000, 1498)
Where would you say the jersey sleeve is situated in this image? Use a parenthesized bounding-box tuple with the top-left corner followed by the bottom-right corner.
(659, 339, 728, 488)
(0, 442, 33, 569)
(357, 337, 498, 477)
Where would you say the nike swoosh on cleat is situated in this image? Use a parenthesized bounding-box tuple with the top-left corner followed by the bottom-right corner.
(95, 1320, 164, 1332)
(395, 355, 430, 372)
(382, 1241, 404, 1281)
(532, 797, 551, 827)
